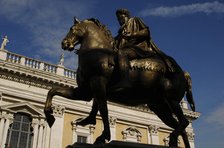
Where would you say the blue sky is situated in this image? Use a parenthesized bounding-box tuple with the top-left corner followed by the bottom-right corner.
(0, 0, 224, 147)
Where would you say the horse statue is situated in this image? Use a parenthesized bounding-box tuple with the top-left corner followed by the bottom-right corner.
(44, 17, 196, 148)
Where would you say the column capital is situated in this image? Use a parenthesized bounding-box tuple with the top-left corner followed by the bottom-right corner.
(148, 125, 159, 135)
(39, 118, 45, 127)
(0, 111, 14, 121)
(0, 111, 7, 119)
(109, 116, 117, 127)
(52, 104, 65, 117)
(187, 131, 195, 141)
(89, 125, 95, 134)
(71, 120, 77, 131)
(8, 113, 14, 124)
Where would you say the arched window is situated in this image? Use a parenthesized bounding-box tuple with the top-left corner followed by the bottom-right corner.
(5, 113, 33, 148)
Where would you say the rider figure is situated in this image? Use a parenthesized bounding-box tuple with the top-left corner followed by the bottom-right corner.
(112, 8, 154, 91)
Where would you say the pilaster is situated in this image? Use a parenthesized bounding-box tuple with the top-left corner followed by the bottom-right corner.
(188, 131, 195, 148)
(148, 125, 159, 145)
(109, 116, 117, 140)
(31, 118, 39, 148)
(49, 104, 65, 148)
(1, 112, 13, 148)
(0, 112, 6, 145)
(89, 125, 95, 143)
(37, 119, 45, 148)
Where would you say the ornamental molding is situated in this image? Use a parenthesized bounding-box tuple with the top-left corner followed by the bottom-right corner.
(0, 102, 45, 118)
(122, 126, 142, 142)
(183, 108, 200, 119)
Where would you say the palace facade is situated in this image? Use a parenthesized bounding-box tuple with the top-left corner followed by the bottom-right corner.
(0, 47, 200, 148)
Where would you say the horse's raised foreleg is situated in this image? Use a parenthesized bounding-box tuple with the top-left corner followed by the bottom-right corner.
(90, 77, 110, 144)
(44, 87, 92, 127)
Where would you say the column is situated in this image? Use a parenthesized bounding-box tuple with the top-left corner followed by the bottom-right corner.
(1, 113, 13, 148)
(0, 112, 6, 145)
(187, 131, 195, 148)
(44, 124, 51, 148)
(37, 119, 45, 148)
(71, 121, 77, 143)
(89, 125, 95, 143)
(49, 104, 65, 148)
(109, 116, 117, 141)
(148, 125, 159, 145)
(31, 118, 39, 148)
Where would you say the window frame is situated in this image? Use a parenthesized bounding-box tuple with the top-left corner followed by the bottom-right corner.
(6, 113, 33, 148)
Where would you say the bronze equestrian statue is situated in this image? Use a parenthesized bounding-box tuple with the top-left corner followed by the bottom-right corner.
(44, 14, 196, 147)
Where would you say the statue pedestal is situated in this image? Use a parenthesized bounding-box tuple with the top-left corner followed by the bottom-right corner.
(67, 140, 176, 148)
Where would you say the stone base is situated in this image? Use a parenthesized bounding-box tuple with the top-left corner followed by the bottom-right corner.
(67, 140, 176, 148)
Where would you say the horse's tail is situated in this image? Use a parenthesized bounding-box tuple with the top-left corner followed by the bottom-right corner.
(184, 71, 196, 112)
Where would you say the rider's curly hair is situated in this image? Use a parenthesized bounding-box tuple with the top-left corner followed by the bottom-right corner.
(116, 8, 130, 18)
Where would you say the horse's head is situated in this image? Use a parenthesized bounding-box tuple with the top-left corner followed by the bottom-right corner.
(61, 17, 84, 51)
(62, 17, 114, 52)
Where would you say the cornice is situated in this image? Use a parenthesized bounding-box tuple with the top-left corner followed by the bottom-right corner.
(108, 102, 200, 120)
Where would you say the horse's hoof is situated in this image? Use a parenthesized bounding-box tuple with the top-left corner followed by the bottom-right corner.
(76, 117, 96, 126)
(44, 109, 55, 128)
(94, 136, 107, 145)
(169, 138, 178, 147)
(94, 132, 110, 145)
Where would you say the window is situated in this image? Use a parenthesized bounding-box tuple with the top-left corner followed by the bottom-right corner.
(5, 113, 33, 148)
(77, 135, 87, 143)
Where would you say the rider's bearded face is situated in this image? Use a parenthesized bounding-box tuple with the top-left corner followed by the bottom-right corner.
(117, 14, 129, 26)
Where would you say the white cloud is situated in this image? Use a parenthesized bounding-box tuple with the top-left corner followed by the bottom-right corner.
(205, 103, 224, 129)
(140, 1, 224, 17)
(0, 0, 96, 68)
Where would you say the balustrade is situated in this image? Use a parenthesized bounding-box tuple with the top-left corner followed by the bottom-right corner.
(0, 49, 76, 79)
(6, 52, 21, 64)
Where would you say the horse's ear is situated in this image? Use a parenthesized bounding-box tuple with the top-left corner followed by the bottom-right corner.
(74, 17, 80, 24)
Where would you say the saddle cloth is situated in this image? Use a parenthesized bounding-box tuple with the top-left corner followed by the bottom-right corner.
(130, 58, 166, 73)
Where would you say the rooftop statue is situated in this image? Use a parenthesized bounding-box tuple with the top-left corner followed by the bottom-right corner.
(44, 9, 195, 148)
(1, 36, 9, 50)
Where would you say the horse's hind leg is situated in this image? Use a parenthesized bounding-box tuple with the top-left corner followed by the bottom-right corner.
(76, 99, 98, 126)
(169, 100, 190, 148)
(147, 102, 190, 148)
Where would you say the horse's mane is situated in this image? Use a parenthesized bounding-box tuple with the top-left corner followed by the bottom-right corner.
(87, 18, 114, 46)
